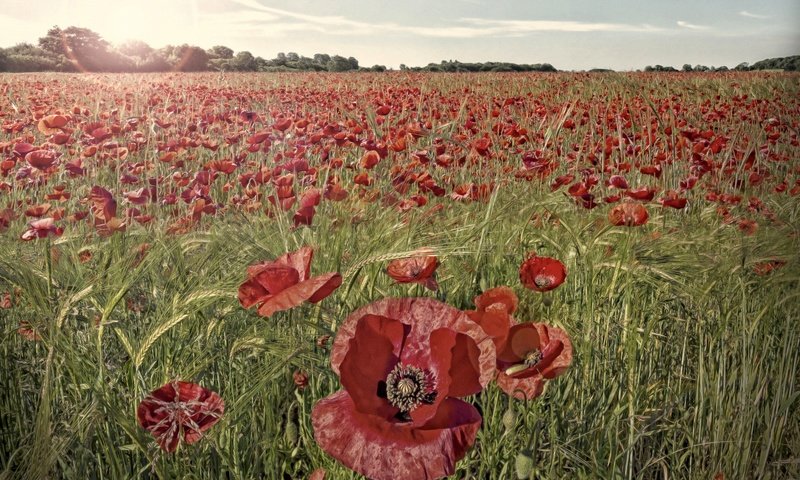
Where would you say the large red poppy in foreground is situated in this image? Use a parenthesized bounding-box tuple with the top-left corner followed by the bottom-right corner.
(519, 254, 567, 292)
(137, 381, 224, 453)
(467, 287, 573, 400)
(238, 247, 342, 317)
(312, 298, 496, 480)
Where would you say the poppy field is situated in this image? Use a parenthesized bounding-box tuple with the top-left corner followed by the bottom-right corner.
(0, 71, 798, 479)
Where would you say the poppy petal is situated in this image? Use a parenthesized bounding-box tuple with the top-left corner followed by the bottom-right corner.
(276, 246, 313, 281)
(339, 314, 408, 419)
(312, 390, 481, 480)
(252, 265, 301, 294)
(238, 278, 269, 309)
(497, 323, 541, 365)
(256, 273, 342, 317)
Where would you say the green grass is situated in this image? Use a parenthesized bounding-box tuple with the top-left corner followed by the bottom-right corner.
(1, 72, 799, 479)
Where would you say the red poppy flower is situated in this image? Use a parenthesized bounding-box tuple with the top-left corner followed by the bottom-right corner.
(386, 250, 439, 291)
(313, 298, 496, 480)
(519, 254, 567, 292)
(238, 247, 342, 318)
(137, 381, 224, 453)
(466, 288, 573, 400)
(21, 217, 63, 241)
(18, 321, 42, 341)
(495, 323, 572, 400)
(753, 259, 786, 276)
(25, 149, 60, 170)
(608, 202, 649, 226)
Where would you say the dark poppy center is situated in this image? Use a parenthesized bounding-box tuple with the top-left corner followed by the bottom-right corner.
(384, 363, 437, 413)
(534, 275, 552, 288)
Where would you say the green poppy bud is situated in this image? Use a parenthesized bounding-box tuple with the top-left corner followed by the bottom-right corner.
(502, 405, 517, 432)
(515, 449, 534, 479)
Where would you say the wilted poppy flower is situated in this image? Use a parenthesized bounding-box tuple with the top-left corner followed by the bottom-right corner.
(21, 217, 63, 241)
(137, 381, 224, 453)
(519, 254, 567, 292)
(608, 202, 649, 226)
(386, 250, 439, 291)
(238, 247, 342, 318)
(313, 298, 496, 480)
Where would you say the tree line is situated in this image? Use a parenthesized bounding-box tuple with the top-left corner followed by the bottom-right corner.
(644, 56, 799, 72)
(0, 25, 796, 73)
(0, 26, 377, 73)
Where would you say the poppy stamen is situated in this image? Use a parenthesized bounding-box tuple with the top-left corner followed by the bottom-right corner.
(534, 276, 552, 289)
(385, 363, 437, 414)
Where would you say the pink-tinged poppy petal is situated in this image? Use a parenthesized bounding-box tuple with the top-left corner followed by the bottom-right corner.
(474, 286, 518, 314)
(339, 314, 409, 420)
(256, 272, 342, 317)
(466, 287, 518, 350)
(330, 298, 496, 395)
(496, 371, 545, 401)
(309, 468, 326, 480)
(275, 246, 313, 281)
(312, 390, 481, 480)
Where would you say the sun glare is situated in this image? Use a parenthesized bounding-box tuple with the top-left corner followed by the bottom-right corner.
(59, 0, 199, 47)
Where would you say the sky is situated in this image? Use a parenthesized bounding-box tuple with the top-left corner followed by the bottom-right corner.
(0, 0, 798, 70)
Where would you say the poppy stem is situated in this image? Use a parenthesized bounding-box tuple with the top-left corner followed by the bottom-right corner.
(45, 236, 53, 301)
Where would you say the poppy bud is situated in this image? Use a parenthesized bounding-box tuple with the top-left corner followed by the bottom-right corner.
(542, 295, 553, 307)
(293, 370, 309, 390)
(502, 405, 517, 432)
(515, 449, 534, 479)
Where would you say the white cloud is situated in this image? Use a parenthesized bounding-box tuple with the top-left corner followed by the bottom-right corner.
(739, 10, 769, 20)
(677, 20, 711, 31)
(226, 0, 663, 38)
(459, 18, 663, 33)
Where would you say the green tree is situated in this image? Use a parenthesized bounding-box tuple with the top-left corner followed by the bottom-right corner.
(38, 26, 131, 71)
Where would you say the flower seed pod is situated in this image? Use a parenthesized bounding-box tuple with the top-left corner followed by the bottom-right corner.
(502, 405, 517, 432)
(515, 449, 534, 479)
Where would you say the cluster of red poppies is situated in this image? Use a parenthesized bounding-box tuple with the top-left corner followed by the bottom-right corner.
(2, 73, 795, 248)
(136, 247, 571, 479)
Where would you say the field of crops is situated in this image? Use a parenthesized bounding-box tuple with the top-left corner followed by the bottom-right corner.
(0, 71, 798, 479)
